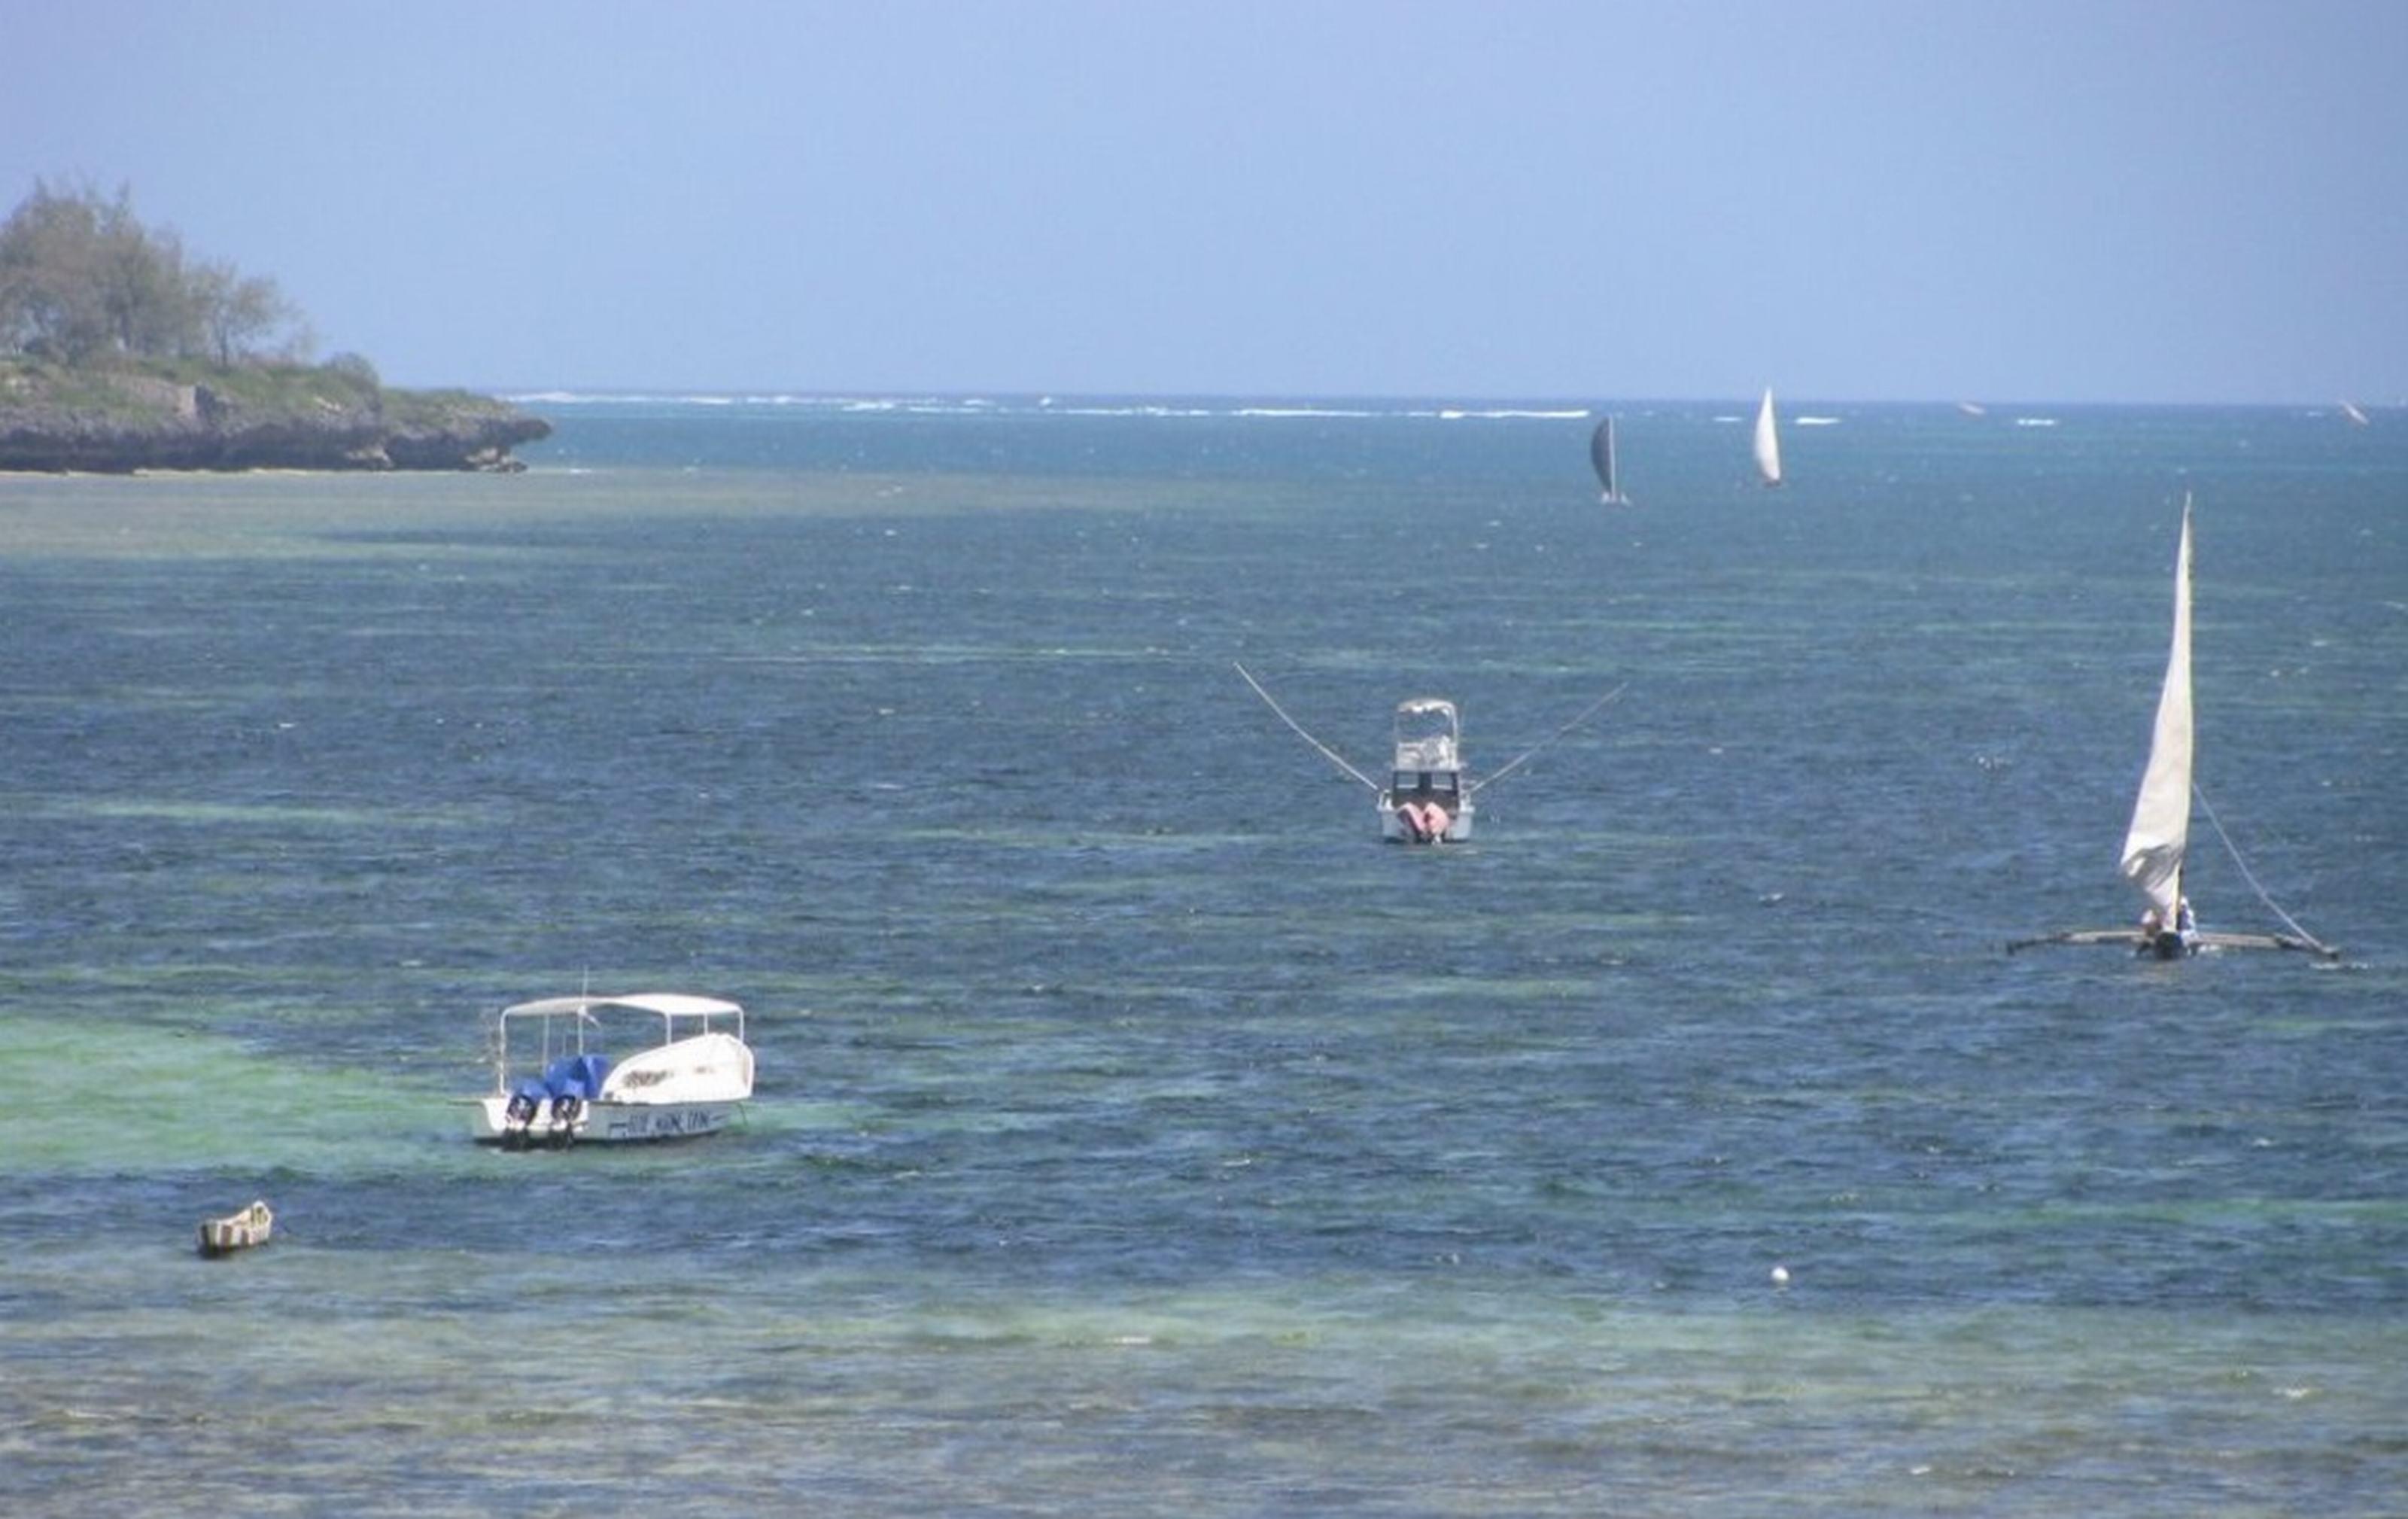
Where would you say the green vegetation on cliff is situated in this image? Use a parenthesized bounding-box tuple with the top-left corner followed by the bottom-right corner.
(0, 180, 548, 472)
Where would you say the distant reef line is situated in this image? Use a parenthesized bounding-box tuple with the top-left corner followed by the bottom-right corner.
(0, 358, 552, 473)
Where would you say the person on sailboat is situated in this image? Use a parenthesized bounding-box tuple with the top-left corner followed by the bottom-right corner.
(2175, 897, 2196, 936)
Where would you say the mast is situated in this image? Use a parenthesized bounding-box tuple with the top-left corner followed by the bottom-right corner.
(2118, 496, 2194, 921)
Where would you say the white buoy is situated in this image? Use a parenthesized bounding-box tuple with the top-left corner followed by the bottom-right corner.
(1770, 1264, 1790, 1286)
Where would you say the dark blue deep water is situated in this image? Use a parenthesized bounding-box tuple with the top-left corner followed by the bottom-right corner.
(3, 397, 2404, 1514)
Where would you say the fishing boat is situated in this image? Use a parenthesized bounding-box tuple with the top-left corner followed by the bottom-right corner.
(1235, 664, 1627, 845)
(2008, 498, 2337, 960)
(1589, 414, 1629, 504)
(1380, 698, 1476, 842)
(467, 991, 755, 1146)
(1753, 388, 1783, 486)
(198, 1199, 272, 1258)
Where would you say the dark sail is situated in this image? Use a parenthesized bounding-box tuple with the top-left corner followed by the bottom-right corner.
(1589, 415, 1621, 502)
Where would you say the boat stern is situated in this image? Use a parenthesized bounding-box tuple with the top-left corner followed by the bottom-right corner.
(1380, 792, 1473, 844)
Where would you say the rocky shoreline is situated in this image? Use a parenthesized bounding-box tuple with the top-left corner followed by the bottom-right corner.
(0, 369, 552, 473)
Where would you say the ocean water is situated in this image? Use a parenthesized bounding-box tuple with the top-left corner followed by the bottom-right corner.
(2, 396, 2403, 1516)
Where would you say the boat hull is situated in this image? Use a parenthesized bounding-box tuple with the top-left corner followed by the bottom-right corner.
(1379, 802, 1473, 843)
(2142, 929, 2196, 960)
(470, 1095, 744, 1146)
(198, 1201, 273, 1257)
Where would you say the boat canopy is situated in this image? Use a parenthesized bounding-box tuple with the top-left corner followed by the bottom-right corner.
(1392, 698, 1463, 773)
(499, 993, 744, 1027)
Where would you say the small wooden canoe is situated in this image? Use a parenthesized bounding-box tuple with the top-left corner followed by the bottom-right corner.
(198, 1199, 273, 1258)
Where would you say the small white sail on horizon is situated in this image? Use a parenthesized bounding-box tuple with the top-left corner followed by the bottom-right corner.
(1753, 388, 1783, 486)
(2118, 495, 2194, 924)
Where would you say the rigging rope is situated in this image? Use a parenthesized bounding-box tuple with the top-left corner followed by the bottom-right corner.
(2192, 781, 2333, 954)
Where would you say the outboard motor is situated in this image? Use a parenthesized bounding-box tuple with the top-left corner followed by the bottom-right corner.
(546, 1091, 584, 1146)
(539, 1053, 610, 1148)
(502, 1078, 549, 1149)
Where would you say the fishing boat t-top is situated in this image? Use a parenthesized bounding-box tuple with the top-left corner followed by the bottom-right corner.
(468, 991, 755, 1147)
(1381, 698, 1474, 843)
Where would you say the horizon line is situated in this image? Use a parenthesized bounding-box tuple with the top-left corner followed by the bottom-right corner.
(451, 384, 2397, 414)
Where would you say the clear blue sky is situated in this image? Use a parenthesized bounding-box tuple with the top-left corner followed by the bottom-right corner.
(5, 0, 2403, 404)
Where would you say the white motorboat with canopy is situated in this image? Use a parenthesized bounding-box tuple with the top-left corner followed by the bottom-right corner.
(468, 991, 755, 1146)
(1235, 664, 1628, 844)
(2008, 497, 2336, 960)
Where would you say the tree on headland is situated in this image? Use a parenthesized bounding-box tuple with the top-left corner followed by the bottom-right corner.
(0, 178, 551, 473)
(0, 179, 309, 368)
(190, 256, 313, 369)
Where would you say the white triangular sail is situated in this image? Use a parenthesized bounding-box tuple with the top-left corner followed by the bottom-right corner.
(1753, 388, 1783, 486)
(2118, 496, 2194, 920)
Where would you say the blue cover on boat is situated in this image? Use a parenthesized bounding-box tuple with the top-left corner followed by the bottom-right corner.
(542, 1053, 613, 1100)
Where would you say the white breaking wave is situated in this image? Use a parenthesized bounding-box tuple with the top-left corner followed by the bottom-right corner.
(504, 392, 1626, 424)
(1428, 407, 1591, 421)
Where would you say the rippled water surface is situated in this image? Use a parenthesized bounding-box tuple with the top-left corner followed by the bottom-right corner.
(4, 399, 2404, 1514)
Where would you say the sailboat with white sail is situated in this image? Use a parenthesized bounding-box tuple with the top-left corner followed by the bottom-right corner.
(1753, 388, 1783, 486)
(2008, 497, 2337, 960)
(1589, 414, 1629, 505)
(2120, 494, 2200, 955)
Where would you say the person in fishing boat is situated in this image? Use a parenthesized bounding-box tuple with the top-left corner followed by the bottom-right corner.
(1402, 776, 1450, 842)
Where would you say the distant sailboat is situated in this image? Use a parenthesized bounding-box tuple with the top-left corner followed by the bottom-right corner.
(2008, 496, 2337, 960)
(1589, 415, 1629, 504)
(1753, 388, 1783, 486)
(2340, 399, 2370, 427)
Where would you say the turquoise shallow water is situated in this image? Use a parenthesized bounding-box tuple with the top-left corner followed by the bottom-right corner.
(2, 398, 2405, 1514)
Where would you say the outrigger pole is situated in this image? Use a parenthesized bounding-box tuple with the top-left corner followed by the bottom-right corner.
(1233, 662, 1381, 791)
(2004, 927, 2337, 957)
(2004, 782, 2339, 960)
(1468, 682, 1631, 794)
